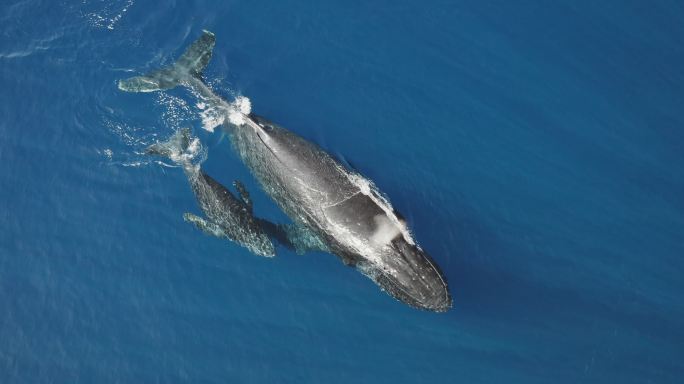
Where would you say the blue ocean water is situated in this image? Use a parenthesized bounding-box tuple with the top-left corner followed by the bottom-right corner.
(1, 0, 683, 382)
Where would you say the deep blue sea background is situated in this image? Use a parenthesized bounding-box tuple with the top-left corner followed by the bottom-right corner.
(1, 1, 683, 383)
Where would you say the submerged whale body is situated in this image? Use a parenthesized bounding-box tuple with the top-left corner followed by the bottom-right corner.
(120, 31, 452, 312)
(147, 128, 275, 257)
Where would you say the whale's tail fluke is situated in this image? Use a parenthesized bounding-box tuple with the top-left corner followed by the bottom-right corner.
(118, 30, 215, 93)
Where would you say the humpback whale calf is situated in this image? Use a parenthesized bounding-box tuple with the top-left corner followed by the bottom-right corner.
(146, 127, 275, 257)
(120, 31, 452, 311)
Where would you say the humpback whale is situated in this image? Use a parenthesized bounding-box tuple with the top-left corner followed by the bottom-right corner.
(120, 31, 452, 312)
(146, 127, 275, 257)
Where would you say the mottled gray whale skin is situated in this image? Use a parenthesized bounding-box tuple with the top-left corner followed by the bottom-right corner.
(146, 128, 275, 257)
(236, 116, 452, 311)
(119, 31, 451, 312)
(231, 115, 451, 311)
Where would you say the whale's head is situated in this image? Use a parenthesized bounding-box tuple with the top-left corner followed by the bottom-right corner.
(323, 189, 452, 312)
(357, 236, 452, 312)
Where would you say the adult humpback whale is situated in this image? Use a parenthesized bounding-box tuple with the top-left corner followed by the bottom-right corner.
(119, 31, 452, 312)
(146, 127, 275, 257)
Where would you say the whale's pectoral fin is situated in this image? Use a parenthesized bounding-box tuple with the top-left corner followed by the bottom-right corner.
(118, 30, 216, 93)
(255, 220, 326, 255)
(183, 212, 227, 239)
(232, 180, 252, 213)
(281, 224, 329, 255)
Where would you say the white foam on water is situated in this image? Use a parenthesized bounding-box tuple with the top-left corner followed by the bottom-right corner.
(83, 0, 135, 31)
(199, 94, 252, 130)
(227, 95, 252, 126)
(107, 0, 134, 30)
(227, 111, 245, 126)
(234, 96, 252, 115)
(200, 107, 225, 132)
(186, 137, 200, 157)
(121, 161, 144, 167)
(0, 50, 34, 59)
(165, 134, 205, 168)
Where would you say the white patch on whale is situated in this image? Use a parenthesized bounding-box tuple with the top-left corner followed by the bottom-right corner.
(370, 214, 402, 246)
(347, 171, 416, 246)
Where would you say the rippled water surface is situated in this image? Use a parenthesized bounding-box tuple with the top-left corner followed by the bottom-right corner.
(1, 1, 683, 383)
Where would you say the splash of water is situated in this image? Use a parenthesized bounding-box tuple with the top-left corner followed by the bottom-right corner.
(199, 94, 253, 132)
